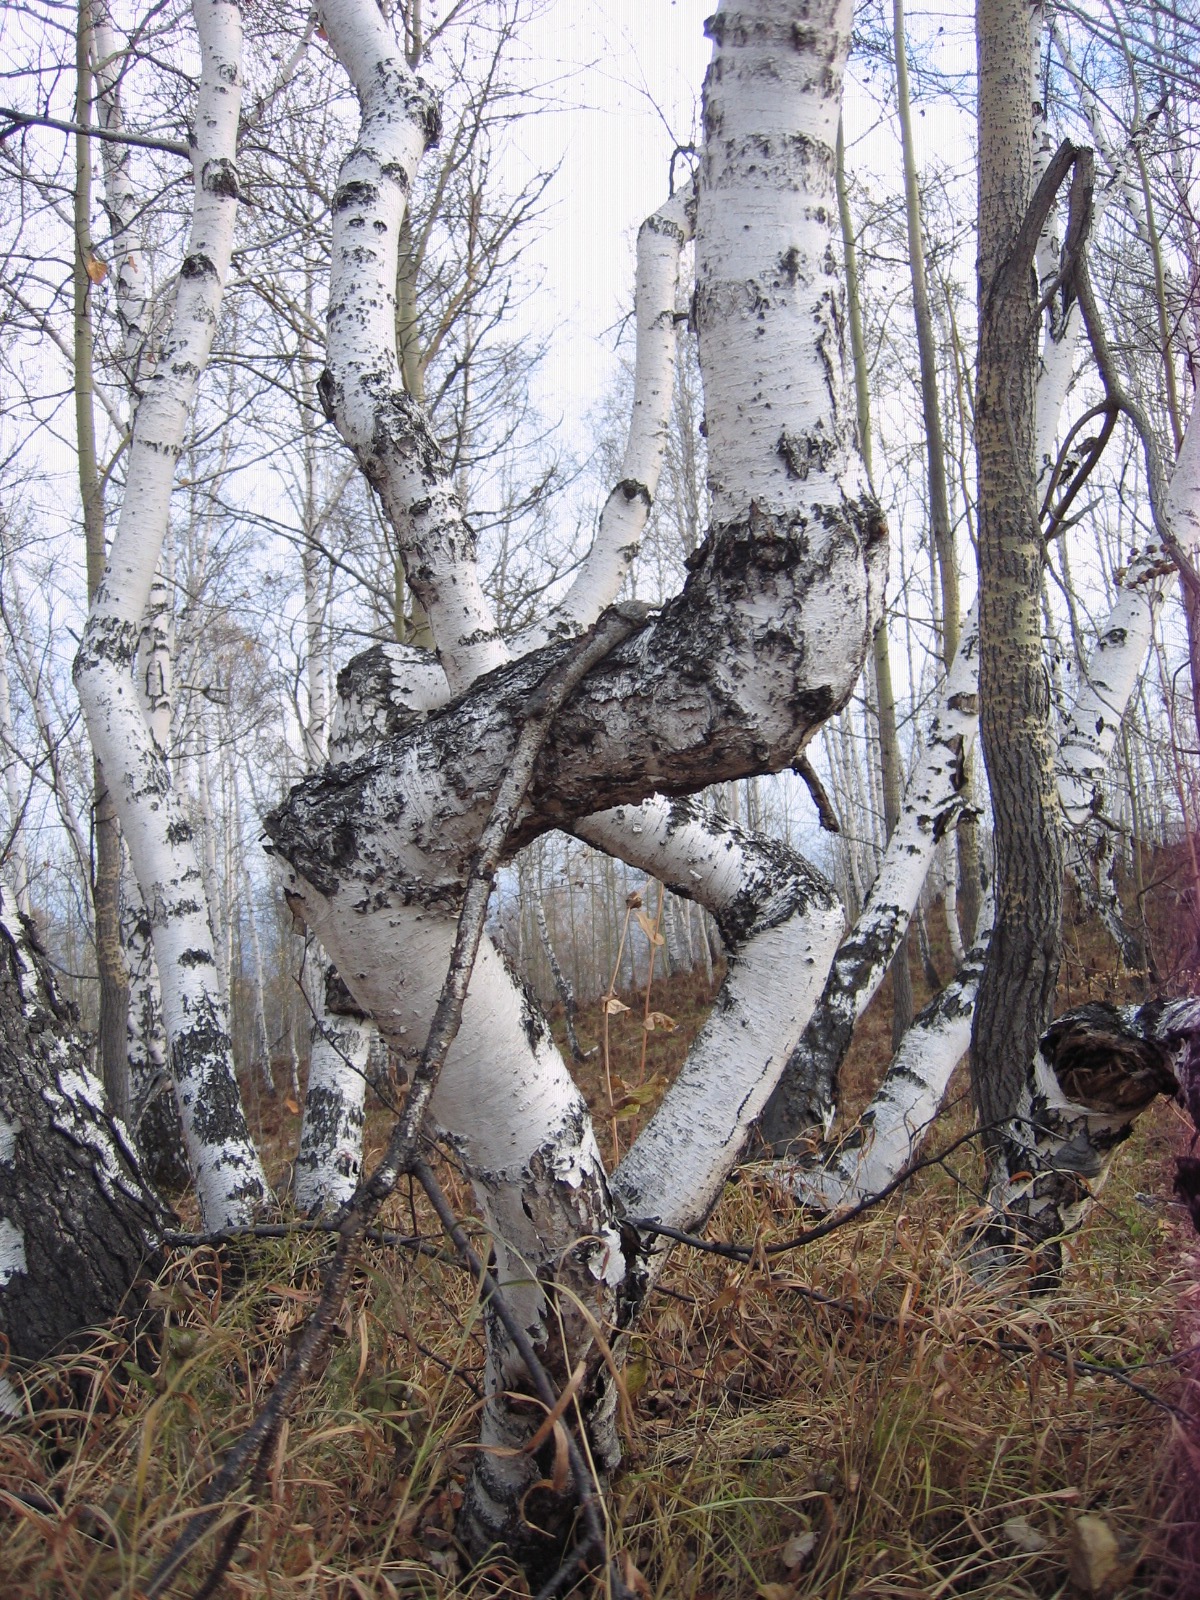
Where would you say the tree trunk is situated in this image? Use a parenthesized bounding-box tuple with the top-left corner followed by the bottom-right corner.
(271, 0, 875, 1569)
(0, 884, 169, 1378)
(294, 962, 370, 1216)
(74, 1, 131, 1124)
(72, 0, 268, 1227)
(782, 932, 988, 1212)
(970, 0, 1063, 1163)
(760, 605, 981, 1149)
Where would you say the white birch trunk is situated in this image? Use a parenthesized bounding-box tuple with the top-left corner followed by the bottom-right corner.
(1058, 405, 1200, 826)
(783, 940, 985, 1212)
(315, 0, 506, 690)
(73, 0, 267, 1228)
(512, 188, 695, 653)
(270, 0, 875, 1567)
(91, 0, 149, 382)
(580, 801, 844, 1232)
(0, 625, 31, 916)
(294, 962, 371, 1215)
(760, 604, 981, 1145)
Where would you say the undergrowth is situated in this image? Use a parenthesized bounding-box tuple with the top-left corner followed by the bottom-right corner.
(3, 896, 1199, 1598)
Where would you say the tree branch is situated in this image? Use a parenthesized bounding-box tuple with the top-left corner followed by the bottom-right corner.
(0, 105, 190, 158)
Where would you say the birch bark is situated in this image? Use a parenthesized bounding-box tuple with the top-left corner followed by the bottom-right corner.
(268, 0, 875, 1566)
(0, 883, 169, 1369)
(72, 0, 268, 1227)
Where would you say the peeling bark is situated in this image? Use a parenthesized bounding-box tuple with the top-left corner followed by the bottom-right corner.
(979, 998, 1195, 1282)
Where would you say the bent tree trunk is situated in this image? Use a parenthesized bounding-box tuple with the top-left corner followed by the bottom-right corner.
(0, 885, 168, 1385)
(268, 0, 877, 1572)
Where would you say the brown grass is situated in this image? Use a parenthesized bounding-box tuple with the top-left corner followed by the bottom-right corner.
(2, 901, 1197, 1599)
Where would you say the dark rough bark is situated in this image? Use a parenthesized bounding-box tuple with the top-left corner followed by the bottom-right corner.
(980, 998, 1197, 1285)
(0, 892, 169, 1364)
(267, 501, 885, 909)
(969, 0, 1063, 1162)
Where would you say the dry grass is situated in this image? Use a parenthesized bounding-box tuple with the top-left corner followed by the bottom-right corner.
(3, 922, 1198, 1599)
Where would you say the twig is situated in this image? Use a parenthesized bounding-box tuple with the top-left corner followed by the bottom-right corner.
(161, 1218, 458, 1265)
(791, 751, 841, 832)
(630, 1124, 998, 1260)
(142, 605, 648, 1599)
(1074, 255, 1200, 600)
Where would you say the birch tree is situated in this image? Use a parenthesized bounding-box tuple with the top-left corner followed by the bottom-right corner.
(260, 0, 885, 1562)
(72, 0, 268, 1227)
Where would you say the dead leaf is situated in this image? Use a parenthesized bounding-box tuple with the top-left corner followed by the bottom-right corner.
(643, 1011, 677, 1033)
(757, 1585, 797, 1600)
(603, 995, 630, 1015)
(1003, 1516, 1050, 1555)
(635, 910, 664, 946)
(781, 1530, 818, 1568)
(283, 1096, 300, 1114)
(85, 253, 108, 284)
(619, 1551, 652, 1598)
(1068, 1514, 1120, 1595)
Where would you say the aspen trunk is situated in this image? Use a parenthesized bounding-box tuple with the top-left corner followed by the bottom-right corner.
(970, 0, 1064, 1160)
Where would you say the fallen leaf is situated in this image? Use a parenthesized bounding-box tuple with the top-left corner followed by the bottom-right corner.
(1003, 1516, 1050, 1554)
(1068, 1513, 1120, 1595)
(643, 1011, 677, 1032)
(757, 1585, 797, 1600)
(619, 1551, 652, 1597)
(781, 1530, 818, 1568)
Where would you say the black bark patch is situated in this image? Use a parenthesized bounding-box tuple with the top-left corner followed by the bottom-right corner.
(180, 253, 216, 280)
(777, 424, 836, 481)
(325, 965, 367, 1019)
(0, 904, 171, 1362)
(333, 179, 379, 213)
(177, 947, 214, 968)
(317, 367, 337, 423)
(614, 478, 652, 507)
(200, 158, 239, 199)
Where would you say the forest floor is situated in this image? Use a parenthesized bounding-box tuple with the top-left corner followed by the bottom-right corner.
(4, 887, 1200, 1599)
